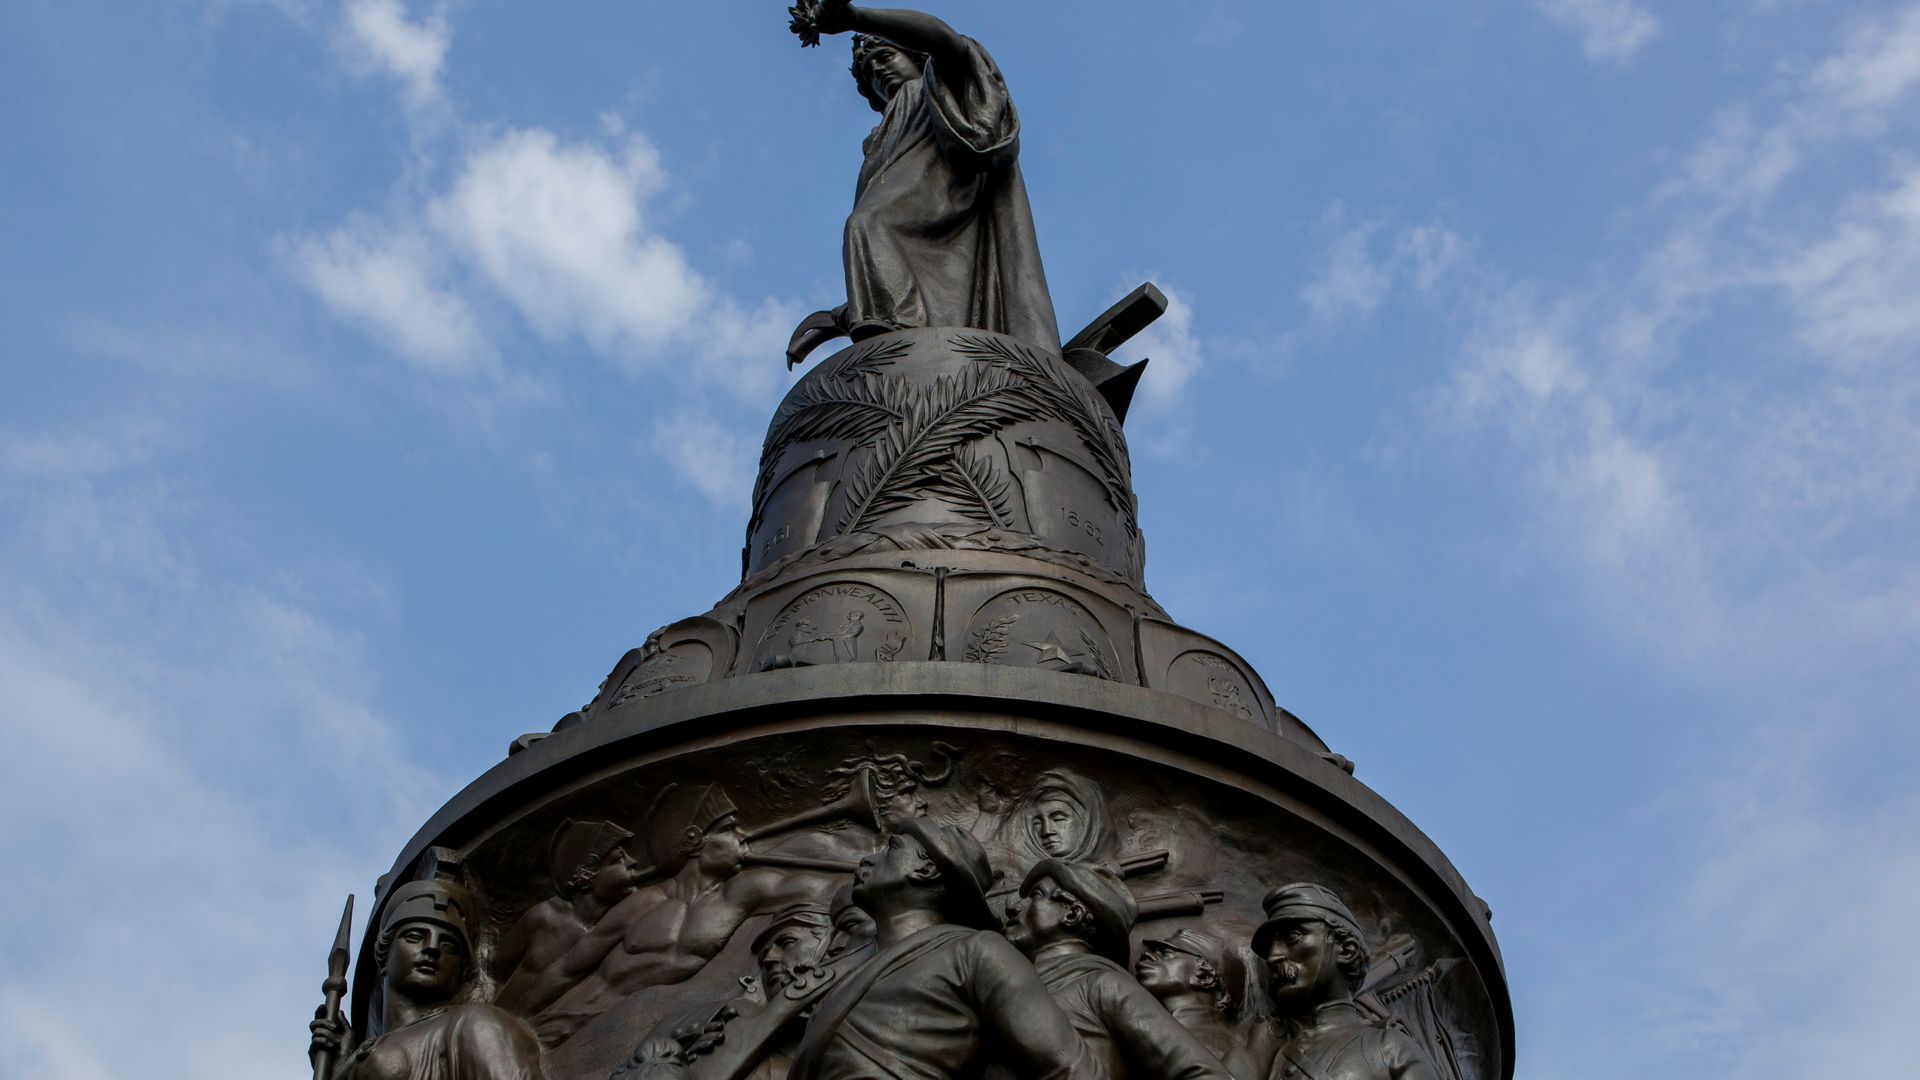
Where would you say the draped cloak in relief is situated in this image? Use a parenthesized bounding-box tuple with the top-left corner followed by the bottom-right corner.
(340, 1003, 545, 1080)
(845, 36, 1060, 350)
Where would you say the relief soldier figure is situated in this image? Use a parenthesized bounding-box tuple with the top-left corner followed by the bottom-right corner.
(1003, 859, 1231, 1080)
(785, 1, 1060, 366)
(1136, 929, 1255, 1075)
(789, 818, 1100, 1080)
(308, 880, 546, 1080)
(522, 784, 843, 1037)
(823, 884, 877, 962)
(1249, 885, 1438, 1080)
(613, 901, 841, 1080)
(492, 821, 645, 1012)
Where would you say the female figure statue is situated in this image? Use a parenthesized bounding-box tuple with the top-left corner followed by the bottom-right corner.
(309, 879, 546, 1080)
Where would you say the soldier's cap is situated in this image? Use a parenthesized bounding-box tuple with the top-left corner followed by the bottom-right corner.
(1140, 928, 1247, 1009)
(751, 901, 834, 956)
(549, 819, 635, 893)
(829, 883, 863, 922)
(1252, 882, 1366, 955)
(644, 782, 741, 872)
(896, 817, 998, 931)
(1023, 858, 1138, 966)
(378, 878, 474, 950)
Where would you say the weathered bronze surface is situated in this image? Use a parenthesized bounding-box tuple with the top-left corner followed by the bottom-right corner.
(310, 6, 1513, 1080)
(782, 2, 1058, 369)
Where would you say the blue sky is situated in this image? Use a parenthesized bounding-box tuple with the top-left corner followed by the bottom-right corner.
(2, 1, 1917, 1077)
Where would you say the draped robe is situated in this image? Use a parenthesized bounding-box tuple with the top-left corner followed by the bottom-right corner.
(341, 1003, 544, 1080)
(845, 37, 1059, 350)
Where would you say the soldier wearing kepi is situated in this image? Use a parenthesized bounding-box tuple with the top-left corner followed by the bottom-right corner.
(1135, 928, 1251, 1068)
(752, 901, 835, 995)
(790, 818, 1099, 1080)
(613, 901, 841, 1080)
(308, 879, 546, 1080)
(1003, 859, 1232, 1080)
(1249, 884, 1437, 1080)
(823, 884, 877, 962)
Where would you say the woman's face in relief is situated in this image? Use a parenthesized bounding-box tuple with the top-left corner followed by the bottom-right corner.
(1029, 796, 1084, 856)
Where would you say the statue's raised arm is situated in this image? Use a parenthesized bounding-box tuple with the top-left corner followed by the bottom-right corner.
(785, 2, 1060, 368)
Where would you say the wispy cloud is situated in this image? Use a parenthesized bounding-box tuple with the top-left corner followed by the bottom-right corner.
(293, 221, 490, 373)
(338, 0, 451, 109)
(1814, 5, 1920, 114)
(1770, 165, 1920, 364)
(1531, 0, 1661, 64)
(0, 422, 439, 1080)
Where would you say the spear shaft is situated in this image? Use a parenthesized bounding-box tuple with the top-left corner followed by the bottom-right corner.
(312, 895, 355, 1080)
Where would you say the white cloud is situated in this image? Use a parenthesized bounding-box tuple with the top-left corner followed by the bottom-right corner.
(1300, 217, 1392, 325)
(1814, 5, 1920, 113)
(291, 122, 802, 413)
(1770, 166, 1920, 365)
(339, 0, 450, 107)
(431, 129, 708, 356)
(1113, 279, 1202, 413)
(647, 412, 758, 508)
(1532, 0, 1661, 64)
(294, 222, 489, 374)
(1297, 214, 1469, 329)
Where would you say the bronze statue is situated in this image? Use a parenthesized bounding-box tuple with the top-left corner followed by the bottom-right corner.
(492, 821, 645, 1011)
(789, 818, 1099, 1080)
(1004, 859, 1232, 1080)
(518, 784, 843, 1038)
(784, 1, 1059, 367)
(1137, 929, 1255, 1074)
(823, 884, 877, 961)
(308, 879, 546, 1080)
(1249, 885, 1438, 1080)
(316, 8, 1515, 1076)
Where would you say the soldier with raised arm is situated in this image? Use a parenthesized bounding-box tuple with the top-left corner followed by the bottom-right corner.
(785, 1, 1060, 366)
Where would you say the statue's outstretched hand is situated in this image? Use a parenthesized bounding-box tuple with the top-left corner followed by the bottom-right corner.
(789, 0, 854, 46)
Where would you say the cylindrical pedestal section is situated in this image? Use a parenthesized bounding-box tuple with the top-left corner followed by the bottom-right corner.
(353, 664, 1511, 1080)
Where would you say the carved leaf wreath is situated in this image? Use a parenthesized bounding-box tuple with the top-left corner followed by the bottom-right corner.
(750, 334, 1141, 542)
(749, 339, 913, 522)
(837, 363, 1030, 533)
(948, 334, 1139, 539)
(922, 440, 1016, 528)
